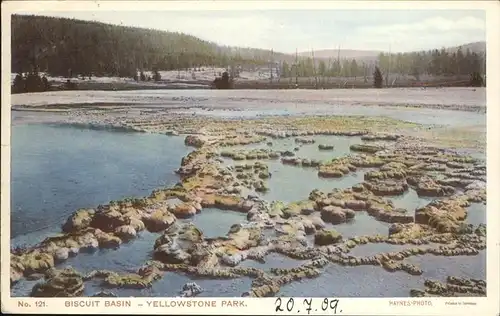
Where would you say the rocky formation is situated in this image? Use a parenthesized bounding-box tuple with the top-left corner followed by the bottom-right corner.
(363, 179, 409, 196)
(281, 157, 322, 168)
(310, 187, 414, 224)
(364, 162, 407, 180)
(11, 122, 487, 298)
(361, 134, 401, 142)
(314, 230, 343, 245)
(295, 137, 315, 144)
(185, 135, 208, 148)
(91, 291, 118, 297)
(31, 267, 84, 297)
(220, 149, 280, 161)
(142, 205, 177, 232)
(349, 154, 386, 168)
(415, 197, 468, 233)
(320, 206, 355, 224)
(318, 158, 357, 178)
(411, 175, 455, 197)
(84, 265, 162, 289)
(350, 144, 384, 154)
(180, 282, 203, 297)
(153, 223, 204, 264)
(410, 277, 486, 297)
(318, 144, 334, 150)
(62, 208, 95, 233)
(246, 265, 321, 297)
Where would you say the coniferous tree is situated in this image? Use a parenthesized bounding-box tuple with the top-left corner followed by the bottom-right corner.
(153, 68, 161, 81)
(11, 14, 289, 77)
(363, 63, 368, 83)
(12, 73, 25, 93)
(318, 60, 327, 77)
(281, 61, 290, 78)
(350, 59, 358, 79)
(373, 66, 383, 88)
(12, 14, 486, 86)
(470, 72, 484, 87)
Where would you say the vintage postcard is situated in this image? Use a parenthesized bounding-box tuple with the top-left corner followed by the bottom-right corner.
(1, 0, 499, 315)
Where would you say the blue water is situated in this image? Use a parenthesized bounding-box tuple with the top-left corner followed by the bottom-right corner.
(10, 119, 486, 298)
(239, 253, 307, 270)
(278, 251, 486, 297)
(279, 264, 423, 297)
(11, 123, 190, 246)
(466, 203, 487, 226)
(406, 251, 486, 282)
(226, 135, 363, 162)
(324, 212, 391, 239)
(261, 161, 366, 203)
(188, 208, 247, 238)
(390, 189, 434, 212)
(219, 136, 366, 203)
(348, 243, 415, 257)
(62, 231, 159, 274)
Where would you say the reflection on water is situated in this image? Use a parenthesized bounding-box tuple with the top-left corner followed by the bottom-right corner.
(324, 212, 391, 239)
(219, 136, 365, 203)
(465, 203, 486, 226)
(348, 243, 412, 257)
(10, 114, 486, 297)
(406, 251, 486, 282)
(391, 189, 434, 212)
(279, 264, 423, 297)
(260, 160, 365, 203)
(11, 124, 190, 244)
(188, 208, 247, 238)
(60, 231, 158, 274)
(239, 253, 307, 271)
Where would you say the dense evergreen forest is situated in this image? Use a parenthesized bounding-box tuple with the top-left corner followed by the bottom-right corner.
(280, 46, 486, 81)
(12, 14, 486, 88)
(11, 14, 284, 77)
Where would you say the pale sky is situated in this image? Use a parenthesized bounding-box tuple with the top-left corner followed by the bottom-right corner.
(18, 10, 486, 53)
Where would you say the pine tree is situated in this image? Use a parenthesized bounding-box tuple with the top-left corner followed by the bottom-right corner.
(350, 59, 358, 79)
(373, 66, 383, 88)
(341, 59, 351, 77)
(281, 61, 290, 78)
(318, 60, 326, 77)
(470, 72, 484, 87)
(153, 68, 161, 81)
(363, 63, 368, 83)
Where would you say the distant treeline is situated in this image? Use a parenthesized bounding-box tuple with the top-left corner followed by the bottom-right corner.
(281, 47, 486, 81)
(11, 72, 83, 93)
(11, 14, 486, 88)
(12, 72, 51, 93)
(11, 15, 282, 77)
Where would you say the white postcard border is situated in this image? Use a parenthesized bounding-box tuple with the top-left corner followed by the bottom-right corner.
(1, 1, 499, 315)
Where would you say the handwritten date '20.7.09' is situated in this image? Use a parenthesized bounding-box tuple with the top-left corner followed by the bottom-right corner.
(275, 298, 341, 314)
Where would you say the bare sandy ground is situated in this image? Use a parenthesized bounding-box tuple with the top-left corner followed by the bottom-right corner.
(11, 88, 486, 112)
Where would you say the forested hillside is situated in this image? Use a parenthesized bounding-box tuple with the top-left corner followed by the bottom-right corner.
(11, 14, 486, 84)
(282, 44, 486, 80)
(11, 14, 285, 77)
